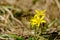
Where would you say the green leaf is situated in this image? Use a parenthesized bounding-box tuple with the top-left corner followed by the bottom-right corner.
(48, 19, 57, 28)
(0, 34, 24, 40)
(28, 36, 35, 40)
(8, 34, 24, 40)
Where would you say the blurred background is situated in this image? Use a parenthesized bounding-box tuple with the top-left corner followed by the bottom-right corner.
(0, 0, 60, 40)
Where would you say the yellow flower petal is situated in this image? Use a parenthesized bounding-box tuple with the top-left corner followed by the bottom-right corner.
(30, 10, 46, 27)
(41, 20, 46, 23)
(40, 16, 45, 20)
(35, 10, 46, 15)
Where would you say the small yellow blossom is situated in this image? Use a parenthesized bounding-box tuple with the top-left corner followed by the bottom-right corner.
(30, 10, 46, 27)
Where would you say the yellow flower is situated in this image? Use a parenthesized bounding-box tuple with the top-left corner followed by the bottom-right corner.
(30, 10, 46, 27)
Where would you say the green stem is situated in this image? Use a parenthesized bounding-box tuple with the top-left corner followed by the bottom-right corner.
(34, 25, 37, 40)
